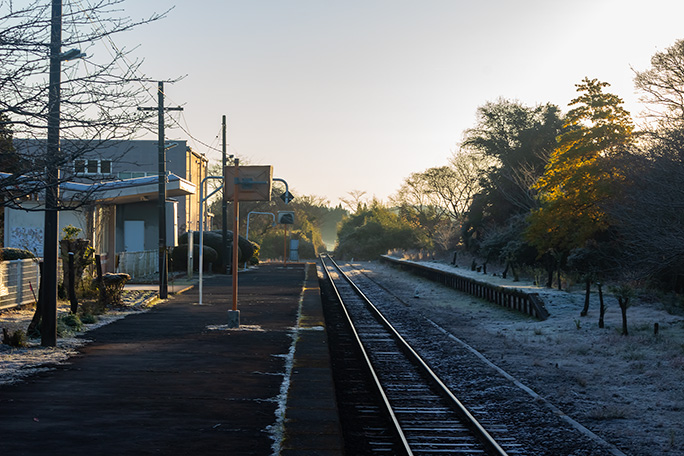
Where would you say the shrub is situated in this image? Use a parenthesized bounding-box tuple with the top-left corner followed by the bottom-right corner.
(57, 312, 83, 336)
(177, 230, 255, 266)
(2, 328, 28, 347)
(99, 273, 131, 308)
(0, 247, 36, 261)
(170, 244, 218, 271)
(335, 204, 422, 260)
(248, 240, 260, 265)
(80, 313, 98, 324)
(59, 313, 83, 331)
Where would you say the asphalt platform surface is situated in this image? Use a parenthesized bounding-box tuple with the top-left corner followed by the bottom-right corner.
(0, 263, 343, 455)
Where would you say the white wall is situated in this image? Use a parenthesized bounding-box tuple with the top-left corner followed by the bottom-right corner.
(4, 202, 88, 257)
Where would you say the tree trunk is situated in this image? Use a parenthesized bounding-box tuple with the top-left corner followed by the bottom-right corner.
(598, 283, 605, 328)
(581, 276, 591, 316)
(619, 297, 629, 336)
(68, 252, 78, 314)
(27, 262, 44, 336)
(502, 261, 509, 279)
(95, 254, 106, 309)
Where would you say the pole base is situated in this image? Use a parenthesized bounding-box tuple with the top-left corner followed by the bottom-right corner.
(227, 310, 240, 328)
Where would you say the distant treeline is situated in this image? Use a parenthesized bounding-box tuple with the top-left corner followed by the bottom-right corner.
(333, 39, 684, 296)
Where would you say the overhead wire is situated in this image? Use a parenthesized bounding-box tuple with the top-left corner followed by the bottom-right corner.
(68, 0, 229, 160)
(73, 0, 158, 104)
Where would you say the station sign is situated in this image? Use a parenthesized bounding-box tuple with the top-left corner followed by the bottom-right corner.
(224, 165, 273, 201)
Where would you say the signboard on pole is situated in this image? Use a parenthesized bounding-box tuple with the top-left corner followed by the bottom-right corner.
(277, 211, 295, 224)
(223, 165, 273, 201)
(280, 191, 294, 204)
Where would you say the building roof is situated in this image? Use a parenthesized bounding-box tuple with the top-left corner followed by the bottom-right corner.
(0, 172, 196, 206)
(77, 174, 196, 204)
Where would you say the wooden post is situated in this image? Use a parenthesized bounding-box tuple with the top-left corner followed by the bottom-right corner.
(27, 262, 45, 336)
(95, 254, 106, 307)
(68, 252, 78, 314)
(283, 224, 288, 266)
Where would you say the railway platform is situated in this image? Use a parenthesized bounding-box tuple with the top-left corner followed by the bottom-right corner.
(0, 263, 344, 455)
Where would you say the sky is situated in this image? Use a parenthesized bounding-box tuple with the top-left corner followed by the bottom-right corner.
(68, 0, 684, 205)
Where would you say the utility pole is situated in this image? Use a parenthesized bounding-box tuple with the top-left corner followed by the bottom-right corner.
(138, 82, 182, 299)
(42, 0, 63, 347)
(221, 115, 229, 274)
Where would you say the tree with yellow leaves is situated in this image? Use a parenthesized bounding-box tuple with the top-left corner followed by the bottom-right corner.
(526, 78, 634, 257)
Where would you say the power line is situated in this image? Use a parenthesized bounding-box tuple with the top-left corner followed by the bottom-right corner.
(72, 1, 229, 160)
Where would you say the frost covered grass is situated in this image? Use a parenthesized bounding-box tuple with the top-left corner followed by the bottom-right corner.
(357, 259, 684, 456)
(0, 291, 157, 386)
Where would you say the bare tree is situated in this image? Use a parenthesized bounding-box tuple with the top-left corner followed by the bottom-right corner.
(391, 153, 484, 224)
(608, 141, 684, 290)
(390, 170, 450, 240)
(605, 39, 684, 290)
(340, 190, 368, 213)
(445, 151, 487, 218)
(633, 38, 684, 128)
(0, 0, 168, 210)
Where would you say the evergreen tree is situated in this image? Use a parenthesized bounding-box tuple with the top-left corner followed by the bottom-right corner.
(460, 99, 562, 249)
(527, 78, 634, 254)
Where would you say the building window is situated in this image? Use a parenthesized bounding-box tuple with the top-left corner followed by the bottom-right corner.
(74, 159, 112, 176)
(100, 160, 112, 174)
(117, 171, 152, 179)
(74, 159, 86, 174)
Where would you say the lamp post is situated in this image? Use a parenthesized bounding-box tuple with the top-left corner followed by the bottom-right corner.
(197, 175, 224, 305)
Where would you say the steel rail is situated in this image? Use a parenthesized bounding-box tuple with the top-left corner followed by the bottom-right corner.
(323, 254, 509, 456)
(320, 255, 414, 455)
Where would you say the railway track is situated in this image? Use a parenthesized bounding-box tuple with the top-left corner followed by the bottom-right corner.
(320, 254, 517, 455)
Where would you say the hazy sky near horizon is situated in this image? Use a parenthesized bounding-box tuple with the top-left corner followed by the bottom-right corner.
(77, 1, 684, 205)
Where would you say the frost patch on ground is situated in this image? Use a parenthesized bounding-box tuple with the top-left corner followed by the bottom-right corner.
(252, 371, 285, 376)
(266, 271, 308, 456)
(206, 324, 265, 331)
(0, 294, 152, 386)
(299, 326, 325, 331)
(266, 332, 296, 456)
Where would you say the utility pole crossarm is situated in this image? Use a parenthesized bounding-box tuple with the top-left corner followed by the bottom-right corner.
(137, 106, 184, 112)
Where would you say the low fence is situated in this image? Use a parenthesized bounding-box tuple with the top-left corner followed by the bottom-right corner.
(0, 259, 41, 310)
(116, 250, 158, 279)
(380, 256, 550, 320)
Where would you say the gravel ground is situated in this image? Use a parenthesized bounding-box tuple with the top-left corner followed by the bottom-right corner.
(346, 259, 684, 456)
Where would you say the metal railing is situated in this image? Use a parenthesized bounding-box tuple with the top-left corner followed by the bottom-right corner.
(116, 250, 158, 279)
(0, 259, 41, 310)
(380, 255, 550, 320)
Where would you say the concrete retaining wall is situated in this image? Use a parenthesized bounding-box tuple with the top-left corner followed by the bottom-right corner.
(380, 255, 549, 320)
